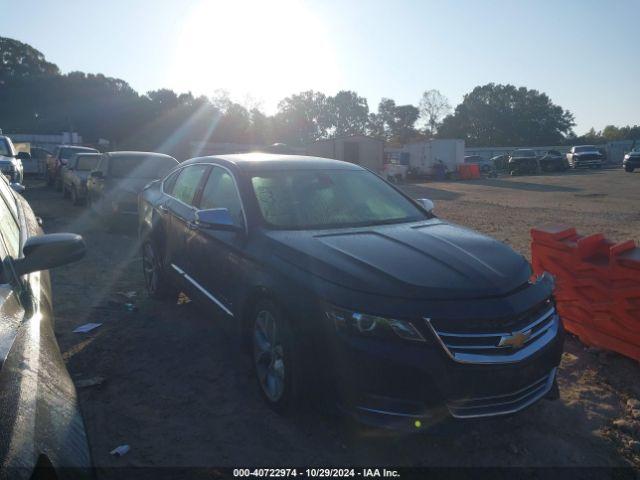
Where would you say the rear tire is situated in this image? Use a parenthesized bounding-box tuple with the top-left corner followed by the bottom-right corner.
(71, 186, 81, 205)
(251, 300, 300, 413)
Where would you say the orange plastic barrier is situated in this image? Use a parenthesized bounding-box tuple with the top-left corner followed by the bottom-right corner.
(531, 225, 640, 361)
(457, 164, 480, 180)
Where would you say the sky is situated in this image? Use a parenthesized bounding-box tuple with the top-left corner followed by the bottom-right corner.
(1, 0, 638, 134)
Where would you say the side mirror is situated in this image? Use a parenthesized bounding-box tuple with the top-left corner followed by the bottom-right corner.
(195, 208, 241, 232)
(90, 171, 103, 178)
(10, 183, 25, 194)
(416, 198, 434, 213)
(16, 151, 31, 161)
(12, 233, 86, 277)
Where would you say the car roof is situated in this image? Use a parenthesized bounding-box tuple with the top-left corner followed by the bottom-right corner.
(183, 153, 364, 172)
(104, 151, 178, 161)
(58, 145, 98, 150)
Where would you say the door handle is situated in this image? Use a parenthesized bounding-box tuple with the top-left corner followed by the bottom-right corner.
(158, 204, 168, 213)
(187, 221, 200, 231)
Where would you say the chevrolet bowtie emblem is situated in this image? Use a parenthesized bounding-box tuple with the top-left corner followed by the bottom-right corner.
(498, 329, 532, 349)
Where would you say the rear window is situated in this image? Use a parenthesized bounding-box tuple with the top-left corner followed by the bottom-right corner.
(60, 147, 98, 160)
(109, 156, 178, 179)
(76, 156, 100, 171)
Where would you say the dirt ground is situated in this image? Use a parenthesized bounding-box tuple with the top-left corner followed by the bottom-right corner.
(23, 168, 640, 476)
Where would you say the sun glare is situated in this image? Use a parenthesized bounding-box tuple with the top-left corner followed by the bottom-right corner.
(169, 0, 340, 111)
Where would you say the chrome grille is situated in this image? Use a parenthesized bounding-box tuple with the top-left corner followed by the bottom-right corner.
(425, 305, 559, 364)
(447, 368, 557, 418)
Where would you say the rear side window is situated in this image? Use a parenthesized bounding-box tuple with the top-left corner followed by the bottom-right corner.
(171, 165, 208, 206)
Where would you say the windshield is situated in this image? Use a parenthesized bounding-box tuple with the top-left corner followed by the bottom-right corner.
(251, 169, 427, 229)
(109, 156, 177, 178)
(61, 147, 98, 160)
(512, 150, 536, 157)
(574, 146, 596, 153)
(76, 155, 100, 171)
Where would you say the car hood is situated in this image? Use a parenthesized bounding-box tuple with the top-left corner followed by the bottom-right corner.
(266, 220, 531, 300)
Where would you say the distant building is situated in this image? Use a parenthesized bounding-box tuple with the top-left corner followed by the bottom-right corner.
(389, 139, 465, 175)
(306, 135, 384, 172)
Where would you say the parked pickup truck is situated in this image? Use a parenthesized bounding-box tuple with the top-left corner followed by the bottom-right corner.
(566, 145, 603, 169)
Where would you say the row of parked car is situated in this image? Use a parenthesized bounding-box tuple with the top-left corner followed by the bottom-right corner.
(464, 145, 613, 176)
(45, 146, 179, 227)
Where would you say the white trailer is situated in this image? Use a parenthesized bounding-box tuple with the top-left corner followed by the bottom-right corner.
(404, 139, 464, 175)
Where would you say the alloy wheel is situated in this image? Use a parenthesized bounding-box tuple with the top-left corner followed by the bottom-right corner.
(253, 310, 286, 402)
(142, 243, 159, 295)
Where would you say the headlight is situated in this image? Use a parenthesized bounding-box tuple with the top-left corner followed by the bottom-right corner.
(325, 307, 426, 342)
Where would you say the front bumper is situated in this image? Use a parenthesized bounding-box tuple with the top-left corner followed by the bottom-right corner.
(573, 158, 602, 167)
(623, 157, 640, 168)
(330, 306, 564, 430)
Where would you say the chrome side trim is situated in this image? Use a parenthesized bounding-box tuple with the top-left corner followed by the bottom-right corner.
(447, 368, 557, 419)
(170, 263, 233, 317)
(355, 406, 428, 419)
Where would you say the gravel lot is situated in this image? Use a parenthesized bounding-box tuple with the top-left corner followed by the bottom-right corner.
(23, 168, 640, 477)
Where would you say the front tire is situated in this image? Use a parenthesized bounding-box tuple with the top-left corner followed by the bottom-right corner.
(625, 165, 634, 172)
(142, 241, 176, 300)
(251, 300, 298, 413)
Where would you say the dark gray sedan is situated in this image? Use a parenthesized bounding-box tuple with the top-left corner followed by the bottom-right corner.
(61, 152, 101, 205)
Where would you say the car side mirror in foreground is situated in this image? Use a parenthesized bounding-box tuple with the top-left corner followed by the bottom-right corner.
(16, 151, 31, 161)
(12, 233, 86, 277)
(416, 198, 434, 213)
(195, 208, 242, 232)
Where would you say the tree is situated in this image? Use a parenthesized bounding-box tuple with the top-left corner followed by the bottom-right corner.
(325, 90, 369, 137)
(438, 84, 575, 146)
(0, 37, 59, 84)
(419, 89, 451, 135)
(368, 98, 419, 143)
(147, 89, 180, 110)
(273, 90, 329, 146)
